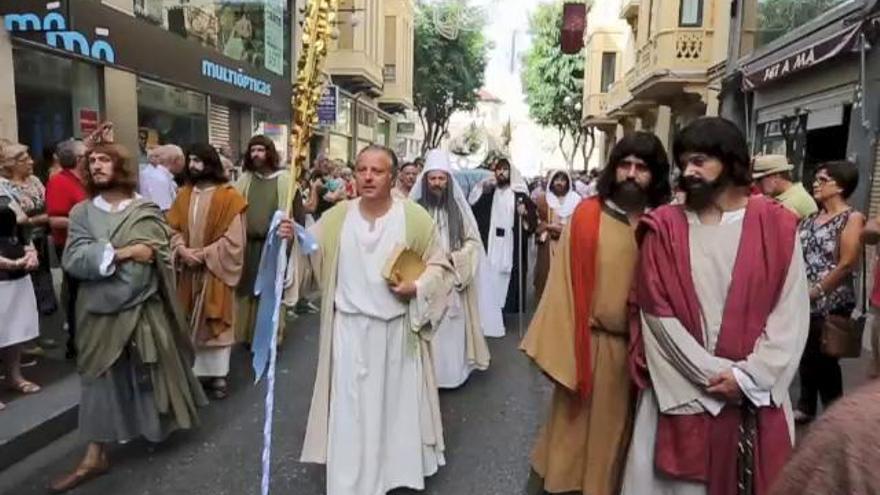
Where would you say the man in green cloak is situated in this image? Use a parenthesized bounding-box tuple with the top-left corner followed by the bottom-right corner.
(50, 143, 206, 493)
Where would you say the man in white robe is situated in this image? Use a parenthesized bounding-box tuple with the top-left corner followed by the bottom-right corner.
(299, 145, 453, 495)
(410, 150, 494, 388)
(622, 118, 810, 495)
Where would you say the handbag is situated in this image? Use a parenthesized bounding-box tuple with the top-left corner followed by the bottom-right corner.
(820, 249, 866, 358)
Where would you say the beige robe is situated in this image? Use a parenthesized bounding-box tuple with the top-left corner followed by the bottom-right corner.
(521, 208, 638, 495)
(300, 198, 454, 471)
(430, 208, 491, 387)
(170, 186, 246, 376)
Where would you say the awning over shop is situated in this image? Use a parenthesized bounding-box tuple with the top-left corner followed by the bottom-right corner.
(742, 21, 862, 91)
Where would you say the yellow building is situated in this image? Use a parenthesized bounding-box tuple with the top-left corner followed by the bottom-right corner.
(583, 0, 731, 156)
(318, 0, 418, 162)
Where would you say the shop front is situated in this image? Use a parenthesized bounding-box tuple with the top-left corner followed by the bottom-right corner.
(311, 86, 395, 167)
(1, 0, 293, 168)
(740, 3, 878, 210)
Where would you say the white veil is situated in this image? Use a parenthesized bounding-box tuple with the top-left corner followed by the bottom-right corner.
(411, 150, 506, 338)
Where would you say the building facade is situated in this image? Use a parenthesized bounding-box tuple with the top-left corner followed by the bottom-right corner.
(723, 0, 879, 214)
(308, 0, 419, 164)
(1, 0, 295, 175)
(582, 0, 731, 160)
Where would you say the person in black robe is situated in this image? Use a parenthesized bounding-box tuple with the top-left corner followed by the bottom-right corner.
(468, 158, 537, 315)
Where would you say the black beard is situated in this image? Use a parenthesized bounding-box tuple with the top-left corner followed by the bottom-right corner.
(681, 175, 726, 211)
(611, 180, 648, 213)
(496, 176, 511, 188)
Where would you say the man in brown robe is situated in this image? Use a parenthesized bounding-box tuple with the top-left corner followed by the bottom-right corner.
(167, 144, 246, 400)
(521, 132, 672, 495)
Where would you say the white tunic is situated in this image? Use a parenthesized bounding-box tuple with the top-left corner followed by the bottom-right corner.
(621, 209, 810, 495)
(328, 200, 444, 495)
(430, 210, 473, 389)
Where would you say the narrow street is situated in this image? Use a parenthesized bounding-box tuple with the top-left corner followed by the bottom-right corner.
(0, 314, 552, 495)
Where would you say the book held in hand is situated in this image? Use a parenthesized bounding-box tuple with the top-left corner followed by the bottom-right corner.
(381, 243, 426, 285)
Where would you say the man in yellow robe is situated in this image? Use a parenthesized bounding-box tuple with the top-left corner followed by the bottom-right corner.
(521, 132, 672, 495)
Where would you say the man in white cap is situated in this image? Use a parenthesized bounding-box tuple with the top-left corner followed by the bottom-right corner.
(411, 150, 494, 388)
(753, 154, 817, 219)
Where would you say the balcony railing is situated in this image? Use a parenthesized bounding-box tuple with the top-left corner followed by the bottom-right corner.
(626, 28, 712, 92)
(586, 93, 609, 117)
(605, 79, 633, 114)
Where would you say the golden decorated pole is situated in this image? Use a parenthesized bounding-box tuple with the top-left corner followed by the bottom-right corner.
(257, 3, 338, 495)
(286, 0, 339, 217)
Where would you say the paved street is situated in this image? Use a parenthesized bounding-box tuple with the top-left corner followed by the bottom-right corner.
(0, 314, 551, 495)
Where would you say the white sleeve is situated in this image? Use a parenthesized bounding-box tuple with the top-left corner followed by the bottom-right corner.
(98, 242, 117, 276)
(732, 366, 772, 406)
(736, 238, 810, 406)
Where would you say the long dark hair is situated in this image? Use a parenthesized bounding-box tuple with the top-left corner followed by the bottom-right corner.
(84, 143, 137, 197)
(416, 171, 465, 250)
(243, 135, 280, 172)
(185, 143, 227, 185)
(596, 131, 672, 208)
(672, 117, 751, 187)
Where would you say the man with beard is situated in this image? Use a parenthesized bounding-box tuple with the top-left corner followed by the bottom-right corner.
(410, 150, 494, 388)
(534, 170, 582, 298)
(234, 135, 298, 345)
(469, 158, 537, 318)
(521, 132, 671, 495)
(52, 143, 206, 493)
(622, 117, 809, 495)
(167, 144, 247, 400)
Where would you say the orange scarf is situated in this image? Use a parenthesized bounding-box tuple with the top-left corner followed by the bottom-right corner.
(167, 184, 247, 341)
(569, 197, 603, 398)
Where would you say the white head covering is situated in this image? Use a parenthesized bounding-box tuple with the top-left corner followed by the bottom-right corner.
(410, 149, 506, 337)
(410, 149, 481, 242)
(544, 169, 582, 222)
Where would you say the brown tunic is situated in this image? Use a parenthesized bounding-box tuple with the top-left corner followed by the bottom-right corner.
(523, 207, 638, 495)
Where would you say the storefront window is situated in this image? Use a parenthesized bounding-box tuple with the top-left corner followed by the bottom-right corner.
(376, 118, 390, 147)
(14, 47, 103, 178)
(134, 0, 292, 77)
(754, 0, 853, 50)
(137, 78, 208, 161)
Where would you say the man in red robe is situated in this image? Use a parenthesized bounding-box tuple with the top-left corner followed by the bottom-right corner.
(622, 117, 810, 495)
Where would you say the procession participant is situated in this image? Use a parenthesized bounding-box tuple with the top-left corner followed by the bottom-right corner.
(300, 145, 453, 495)
(233, 135, 298, 346)
(752, 154, 817, 220)
(411, 149, 492, 388)
(522, 132, 671, 495)
(622, 117, 810, 495)
(52, 143, 206, 493)
(167, 144, 247, 400)
(533, 169, 581, 298)
(469, 157, 537, 315)
(393, 160, 420, 199)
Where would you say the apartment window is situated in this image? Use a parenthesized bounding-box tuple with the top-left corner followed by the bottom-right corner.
(600, 52, 617, 93)
(679, 0, 703, 27)
(646, 0, 653, 38)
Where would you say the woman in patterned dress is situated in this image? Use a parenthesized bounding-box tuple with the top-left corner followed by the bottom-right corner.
(796, 161, 865, 424)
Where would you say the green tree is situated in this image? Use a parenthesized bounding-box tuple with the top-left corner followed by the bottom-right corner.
(522, 0, 592, 170)
(757, 0, 848, 47)
(413, 0, 489, 154)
